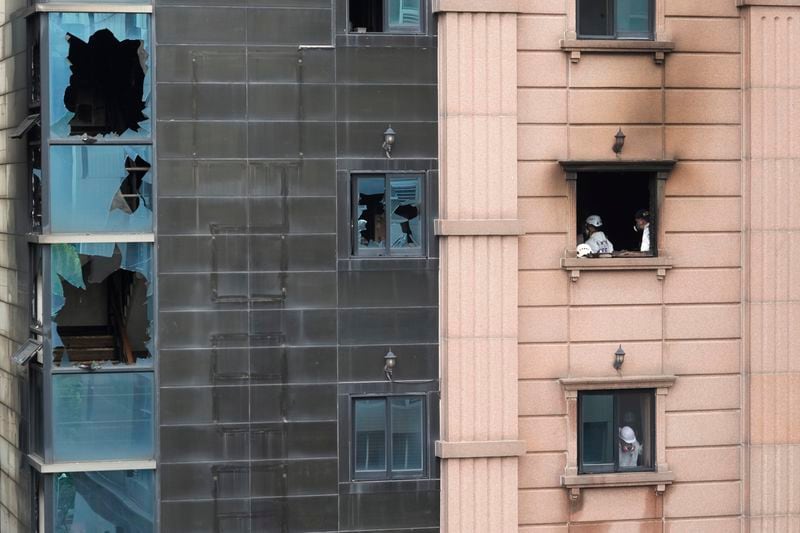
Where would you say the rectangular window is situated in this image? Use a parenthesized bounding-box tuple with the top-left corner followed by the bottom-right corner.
(353, 396, 425, 480)
(576, 172, 656, 256)
(353, 173, 424, 257)
(54, 470, 154, 532)
(349, 0, 422, 33)
(52, 372, 154, 462)
(579, 389, 654, 474)
(50, 145, 153, 233)
(577, 0, 653, 39)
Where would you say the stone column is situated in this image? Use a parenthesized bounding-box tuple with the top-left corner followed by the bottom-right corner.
(434, 1, 524, 531)
(741, 1, 800, 530)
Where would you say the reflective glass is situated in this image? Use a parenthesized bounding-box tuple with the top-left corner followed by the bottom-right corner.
(386, 0, 421, 32)
(354, 398, 386, 475)
(50, 145, 153, 233)
(390, 397, 423, 473)
(49, 13, 151, 139)
(579, 393, 614, 472)
(616, 0, 650, 36)
(617, 391, 653, 470)
(54, 470, 154, 533)
(356, 177, 386, 252)
(50, 243, 153, 367)
(52, 372, 154, 461)
(389, 176, 422, 252)
(578, 0, 612, 37)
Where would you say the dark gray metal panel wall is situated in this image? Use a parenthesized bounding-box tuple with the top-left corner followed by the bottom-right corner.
(155, 0, 439, 530)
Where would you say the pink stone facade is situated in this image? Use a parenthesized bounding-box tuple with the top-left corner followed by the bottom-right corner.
(436, 0, 800, 531)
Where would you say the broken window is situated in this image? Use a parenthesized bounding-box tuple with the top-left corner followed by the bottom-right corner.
(54, 470, 154, 532)
(30, 144, 42, 232)
(52, 372, 154, 461)
(349, 0, 422, 33)
(353, 173, 424, 256)
(576, 172, 656, 256)
(50, 146, 152, 232)
(49, 13, 151, 139)
(50, 243, 152, 367)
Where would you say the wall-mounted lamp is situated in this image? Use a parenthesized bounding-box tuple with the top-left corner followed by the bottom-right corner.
(384, 349, 397, 381)
(382, 126, 396, 158)
(612, 128, 625, 156)
(613, 345, 625, 370)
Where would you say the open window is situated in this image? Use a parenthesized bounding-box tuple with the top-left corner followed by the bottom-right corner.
(577, 0, 653, 40)
(348, 0, 422, 33)
(353, 173, 424, 257)
(353, 396, 425, 480)
(576, 171, 656, 256)
(48, 13, 151, 140)
(50, 243, 152, 368)
(579, 389, 654, 473)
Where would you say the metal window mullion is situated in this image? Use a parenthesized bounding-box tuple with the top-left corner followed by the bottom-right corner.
(610, 0, 617, 38)
(613, 393, 620, 472)
(384, 174, 391, 256)
(386, 397, 393, 479)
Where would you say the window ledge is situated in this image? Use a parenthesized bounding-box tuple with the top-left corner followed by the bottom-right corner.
(561, 253, 673, 282)
(560, 39, 675, 64)
(562, 470, 675, 500)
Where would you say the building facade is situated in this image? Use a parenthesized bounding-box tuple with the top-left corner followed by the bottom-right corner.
(0, 0, 798, 532)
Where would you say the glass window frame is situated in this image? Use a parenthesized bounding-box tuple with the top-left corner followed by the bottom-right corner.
(351, 395, 427, 481)
(351, 172, 426, 258)
(576, 0, 655, 40)
(348, 0, 425, 34)
(575, 171, 658, 257)
(577, 389, 656, 475)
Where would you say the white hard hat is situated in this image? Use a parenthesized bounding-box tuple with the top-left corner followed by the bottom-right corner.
(585, 215, 603, 227)
(619, 426, 637, 444)
(576, 244, 592, 258)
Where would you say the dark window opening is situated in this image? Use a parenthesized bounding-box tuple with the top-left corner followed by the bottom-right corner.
(349, 0, 422, 33)
(576, 172, 655, 255)
(353, 396, 425, 480)
(52, 245, 151, 367)
(349, 0, 383, 32)
(579, 389, 654, 474)
(111, 155, 151, 214)
(353, 173, 424, 257)
(64, 28, 147, 137)
(577, 0, 653, 39)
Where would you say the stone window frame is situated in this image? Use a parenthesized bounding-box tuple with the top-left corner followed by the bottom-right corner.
(559, 160, 676, 282)
(559, 375, 676, 501)
(561, 0, 674, 63)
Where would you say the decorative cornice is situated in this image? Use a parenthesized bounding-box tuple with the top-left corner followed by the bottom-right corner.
(436, 440, 527, 459)
(434, 219, 524, 236)
(737, 0, 800, 6)
(432, 0, 518, 13)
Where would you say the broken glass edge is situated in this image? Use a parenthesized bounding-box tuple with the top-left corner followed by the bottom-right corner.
(48, 12, 151, 140)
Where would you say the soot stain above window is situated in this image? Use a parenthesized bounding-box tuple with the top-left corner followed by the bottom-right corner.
(64, 29, 147, 137)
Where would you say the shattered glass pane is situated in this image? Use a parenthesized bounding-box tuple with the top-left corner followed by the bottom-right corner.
(49, 13, 151, 139)
(389, 175, 422, 251)
(54, 470, 154, 533)
(52, 373, 154, 461)
(50, 145, 152, 232)
(50, 243, 153, 367)
(356, 176, 386, 252)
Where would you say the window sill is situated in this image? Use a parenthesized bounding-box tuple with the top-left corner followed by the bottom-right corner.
(561, 253, 673, 282)
(560, 39, 675, 64)
(561, 470, 675, 501)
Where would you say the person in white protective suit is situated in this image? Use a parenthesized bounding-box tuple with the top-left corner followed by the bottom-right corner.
(583, 214, 614, 254)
